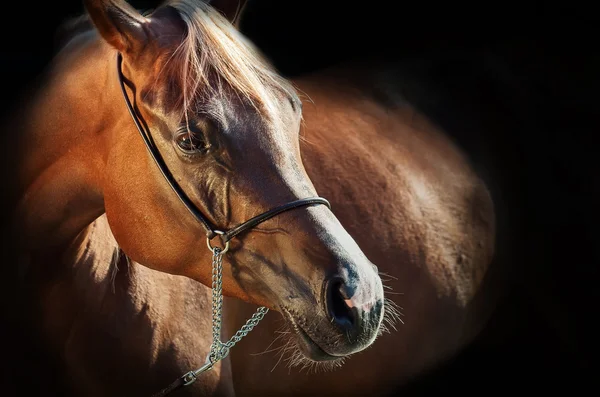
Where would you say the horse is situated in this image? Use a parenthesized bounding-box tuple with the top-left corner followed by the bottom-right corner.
(224, 57, 504, 395)
(3, 0, 500, 395)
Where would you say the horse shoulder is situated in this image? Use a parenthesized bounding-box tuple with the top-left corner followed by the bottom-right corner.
(33, 215, 228, 396)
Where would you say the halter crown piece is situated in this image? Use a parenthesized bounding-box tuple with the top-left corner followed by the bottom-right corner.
(116, 54, 332, 396)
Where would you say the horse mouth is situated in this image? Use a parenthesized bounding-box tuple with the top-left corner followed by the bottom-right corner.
(281, 308, 342, 362)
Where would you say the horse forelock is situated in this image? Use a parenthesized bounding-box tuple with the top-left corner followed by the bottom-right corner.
(161, 0, 299, 125)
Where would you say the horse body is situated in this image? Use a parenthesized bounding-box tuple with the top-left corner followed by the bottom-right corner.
(226, 65, 496, 396)
(7, 1, 499, 395)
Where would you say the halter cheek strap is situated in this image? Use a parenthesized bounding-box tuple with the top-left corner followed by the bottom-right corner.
(116, 53, 331, 245)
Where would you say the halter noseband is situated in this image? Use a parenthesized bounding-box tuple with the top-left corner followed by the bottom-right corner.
(116, 53, 331, 245)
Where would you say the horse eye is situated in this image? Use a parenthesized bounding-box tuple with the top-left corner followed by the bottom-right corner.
(175, 130, 209, 154)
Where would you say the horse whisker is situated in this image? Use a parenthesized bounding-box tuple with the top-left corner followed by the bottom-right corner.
(378, 271, 398, 280)
(270, 338, 293, 373)
(250, 332, 289, 356)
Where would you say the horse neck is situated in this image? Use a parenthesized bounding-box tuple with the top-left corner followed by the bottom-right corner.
(13, 34, 120, 255)
(9, 34, 216, 370)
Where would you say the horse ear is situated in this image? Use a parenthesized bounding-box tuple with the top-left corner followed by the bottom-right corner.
(83, 0, 149, 53)
(209, 0, 248, 27)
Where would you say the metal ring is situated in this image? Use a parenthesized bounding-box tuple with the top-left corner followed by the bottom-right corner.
(206, 230, 229, 254)
(182, 371, 198, 386)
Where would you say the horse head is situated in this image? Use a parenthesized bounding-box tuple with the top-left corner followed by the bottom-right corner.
(84, 0, 384, 362)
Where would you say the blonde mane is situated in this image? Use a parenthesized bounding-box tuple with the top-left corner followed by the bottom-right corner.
(164, 0, 298, 124)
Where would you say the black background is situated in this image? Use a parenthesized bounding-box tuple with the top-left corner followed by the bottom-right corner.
(1, 0, 598, 395)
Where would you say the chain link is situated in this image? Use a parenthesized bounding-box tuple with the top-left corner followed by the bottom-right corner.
(207, 247, 269, 364)
(180, 243, 269, 386)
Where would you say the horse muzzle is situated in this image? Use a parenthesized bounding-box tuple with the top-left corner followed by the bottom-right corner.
(281, 270, 385, 361)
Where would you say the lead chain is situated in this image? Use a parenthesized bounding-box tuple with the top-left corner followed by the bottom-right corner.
(207, 247, 269, 364)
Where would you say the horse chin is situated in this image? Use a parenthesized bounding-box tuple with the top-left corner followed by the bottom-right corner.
(281, 308, 348, 371)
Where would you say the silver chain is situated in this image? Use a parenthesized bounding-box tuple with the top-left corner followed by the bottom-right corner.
(208, 247, 269, 361)
(181, 241, 269, 386)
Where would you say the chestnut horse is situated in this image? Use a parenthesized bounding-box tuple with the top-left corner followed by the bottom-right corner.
(5, 0, 498, 396)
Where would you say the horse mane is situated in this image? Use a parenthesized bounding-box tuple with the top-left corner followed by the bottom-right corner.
(164, 0, 298, 123)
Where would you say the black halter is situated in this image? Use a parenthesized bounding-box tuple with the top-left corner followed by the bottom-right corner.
(116, 53, 331, 245)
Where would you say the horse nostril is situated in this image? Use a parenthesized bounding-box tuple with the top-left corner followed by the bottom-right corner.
(326, 278, 357, 330)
